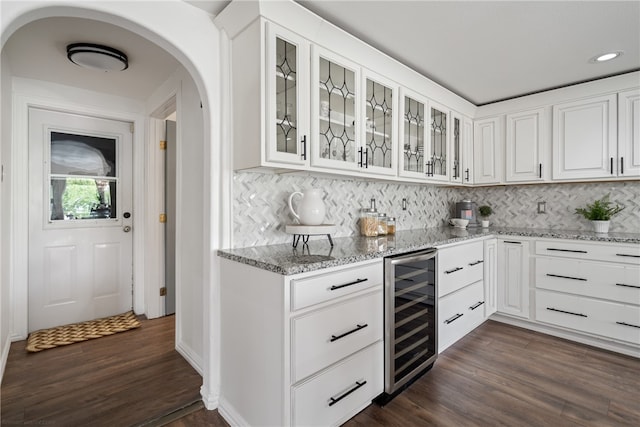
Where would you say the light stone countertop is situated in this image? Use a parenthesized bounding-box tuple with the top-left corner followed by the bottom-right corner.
(217, 227, 640, 276)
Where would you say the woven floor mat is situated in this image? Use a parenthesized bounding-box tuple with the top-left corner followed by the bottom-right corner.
(26, 311, 141, 353)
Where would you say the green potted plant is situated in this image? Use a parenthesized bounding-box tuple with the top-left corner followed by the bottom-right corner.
(575, 194, 624, 233)
(478, 205, 493, 228)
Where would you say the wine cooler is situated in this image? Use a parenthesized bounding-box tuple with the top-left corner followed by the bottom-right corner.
(376, 248, 437, 404)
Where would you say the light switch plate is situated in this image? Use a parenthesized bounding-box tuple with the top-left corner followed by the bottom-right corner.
(537, 201, 546, 214)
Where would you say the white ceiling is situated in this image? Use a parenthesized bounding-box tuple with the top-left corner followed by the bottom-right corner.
(189, 0, 640, 106)
(4, 1, 639, 105)
(3, 17, 181, 101)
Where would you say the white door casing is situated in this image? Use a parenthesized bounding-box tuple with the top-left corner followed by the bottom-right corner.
(28, 107, 133, 332)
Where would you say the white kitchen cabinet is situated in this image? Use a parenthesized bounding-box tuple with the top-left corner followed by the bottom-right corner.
(426, 101, 451, 182)
(219, 258, 383, 426)
(618, 88, 640, 178)
(497, 239, 530, 319)
(462, 116, 474, 184)
(473, 116, 504, 184)
(505, 107, 548, 182)
(533, 238, 640, 346)
(484, 238, 498, 317)
(436, 239, 487, 353)
(552, 93, 617, 180)
(398, 88, 429, 180)
(310, 45, 362, 173)
(360, 69, 399, 176)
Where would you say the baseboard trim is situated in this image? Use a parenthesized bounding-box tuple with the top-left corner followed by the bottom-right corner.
(200, 384, 219, 410)
(490, 313, 640, 358)
(218, 396, 251, 427)
(176, 341, 203, 376)
(0, 334, 10, 385)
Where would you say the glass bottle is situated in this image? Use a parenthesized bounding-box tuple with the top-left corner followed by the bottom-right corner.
(387, 217, 396, 235)
(377, 213, 388, 235)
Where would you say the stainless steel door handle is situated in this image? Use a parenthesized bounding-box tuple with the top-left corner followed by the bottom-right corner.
(123, 226, 131, 233)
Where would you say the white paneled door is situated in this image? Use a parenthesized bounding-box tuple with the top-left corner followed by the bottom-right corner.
(28, 108, 133, 332)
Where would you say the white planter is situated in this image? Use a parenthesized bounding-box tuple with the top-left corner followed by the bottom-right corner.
(591, 220, 610, 233)
(481, 220, 490, 228)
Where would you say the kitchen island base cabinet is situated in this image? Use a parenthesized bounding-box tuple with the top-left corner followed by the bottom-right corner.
(219, 257, 383, 427)
(438, 281, 486, 352)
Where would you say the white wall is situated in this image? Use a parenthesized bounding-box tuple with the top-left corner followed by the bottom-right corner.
(0, 1, 224, 407)
(0, 49, 12, 382)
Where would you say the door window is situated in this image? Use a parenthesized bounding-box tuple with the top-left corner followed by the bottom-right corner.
(49, 131, 118, 221)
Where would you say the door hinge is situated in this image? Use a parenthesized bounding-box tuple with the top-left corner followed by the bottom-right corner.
(160, 287, 167, 296)
(160, 140, 167, 150)
(159, 213, 167, 223)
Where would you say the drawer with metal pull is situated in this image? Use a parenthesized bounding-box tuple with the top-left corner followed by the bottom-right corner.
(438, 240, 485, 297)
(291, 290, 382, 382)
(535, 289, 640, 345)
(535, 257, 640, 304)
(291, 260, 382, 311)
(535, 240, 640, 265)
(438, 281, 485, 352)
(292, 341, 383, 427)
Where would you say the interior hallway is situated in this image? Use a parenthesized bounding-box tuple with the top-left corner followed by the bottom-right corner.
(1, 315, 203, 426)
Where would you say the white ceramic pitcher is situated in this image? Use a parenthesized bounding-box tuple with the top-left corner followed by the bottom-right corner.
(288, 189, 326, 225)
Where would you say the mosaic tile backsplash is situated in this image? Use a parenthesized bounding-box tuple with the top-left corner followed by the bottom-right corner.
(232, 172, 640, 248)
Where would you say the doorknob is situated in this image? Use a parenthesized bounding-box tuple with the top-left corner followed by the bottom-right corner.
(123, 226, 132, 233)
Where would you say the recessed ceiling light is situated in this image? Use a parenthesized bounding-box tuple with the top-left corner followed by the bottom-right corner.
(66, 43, 128, 72)
(590, 51, 623, 63)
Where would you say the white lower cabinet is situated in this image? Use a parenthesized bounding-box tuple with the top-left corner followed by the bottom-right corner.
(497, 239, 530, 318)
(438, 281, 486, 352)
(532, 239, 640, 349)
(483, 238, 498, 317)
(292, 341, 383, 427)
(219, 258, 383, 427)
(436, 239, 489, 353)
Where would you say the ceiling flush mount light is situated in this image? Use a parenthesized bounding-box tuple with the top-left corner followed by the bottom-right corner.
(589, 51, 623, 63)
(66, 43, 128, 72)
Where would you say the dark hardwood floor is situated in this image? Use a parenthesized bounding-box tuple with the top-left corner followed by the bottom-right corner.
(1, 315, 203, 426)
(168, 320, 640, 427)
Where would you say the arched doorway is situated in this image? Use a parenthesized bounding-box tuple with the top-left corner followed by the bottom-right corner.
(0, 1, 224, 409)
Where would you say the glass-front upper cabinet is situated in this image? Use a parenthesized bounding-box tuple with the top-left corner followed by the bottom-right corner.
(427, 101, 450, 182)
(398, 88, 429, 180)
(311, 46, 362, 172)
(450, 112, 463, 183)
(266, 22, 309, 165)
(361, 69, 397, 176)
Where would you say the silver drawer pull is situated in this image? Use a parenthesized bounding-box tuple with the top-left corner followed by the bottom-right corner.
(546, 307, 587, 318)
(444, 313, 463, 324)
(328, 380, 367, 407)
(469, 301, 485, 311)
(547, 248, 587, 254)
(616, 321, 640, 329)
(468, 260, 484, 266)
(330, 324, 368, 342)
(616, 283, 640, 289)
(330, 278, 367, 291)
(546, 273, 587, 282)
(616, 253, 640, 258)
(445, 267, 463, 274)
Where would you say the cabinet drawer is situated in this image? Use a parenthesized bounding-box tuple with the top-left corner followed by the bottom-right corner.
(536, 240, 640, 265)
(292, 290, 382, 382)
(292, 261, 382, 310)
(292, 341, 383, 427)
(438, 240, 484, 297)
(535, 290, 640, 345)
(536, 257, 640, 304)
(438, 281, 486, 352)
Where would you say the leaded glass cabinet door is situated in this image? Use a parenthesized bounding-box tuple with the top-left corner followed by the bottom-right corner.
(361, 69, 397, 176)
(427, 101, 450, 182)
(398, 88, 429, 180)
(450, 112, 463, 183)
(266, 22, 309, 166)
(311, 45, 362, 172)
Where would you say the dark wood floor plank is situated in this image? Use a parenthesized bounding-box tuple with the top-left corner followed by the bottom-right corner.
(1, 315, 202, 427)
